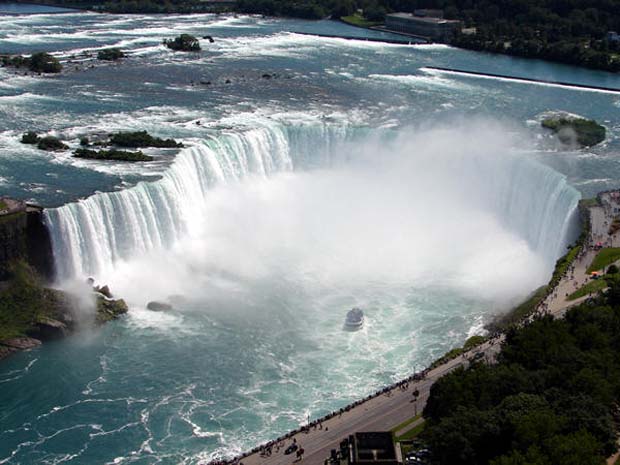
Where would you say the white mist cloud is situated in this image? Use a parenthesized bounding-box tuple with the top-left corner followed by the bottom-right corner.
(103, 120, 553, 311)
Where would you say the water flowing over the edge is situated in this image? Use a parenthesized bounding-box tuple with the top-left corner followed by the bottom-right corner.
(44, 122, 581, 281)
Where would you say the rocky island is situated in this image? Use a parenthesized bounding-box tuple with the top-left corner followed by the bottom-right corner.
(542, 115, 606, 148)
(1, 52, 62, 73)
(18, 130, 183, 161)
(73, 147, 153, 161)
(163, 33, 201, 52)
(97, 47, 125, 61)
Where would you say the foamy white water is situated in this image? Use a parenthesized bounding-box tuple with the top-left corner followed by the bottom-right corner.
(2, 9, 619, 465)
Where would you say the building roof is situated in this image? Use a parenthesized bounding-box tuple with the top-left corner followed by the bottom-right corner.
(352, 432, 397, 463)
(386, 12, 460, 24)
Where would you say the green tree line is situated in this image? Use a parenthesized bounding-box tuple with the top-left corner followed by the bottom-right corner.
(421, 282, 620, 464)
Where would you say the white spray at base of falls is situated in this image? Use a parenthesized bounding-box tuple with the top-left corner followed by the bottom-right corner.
(45, 120, 580, 295)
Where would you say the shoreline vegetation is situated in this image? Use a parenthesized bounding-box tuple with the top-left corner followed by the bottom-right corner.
(18, 130, 182, 161)
(17, 0, 620, 72)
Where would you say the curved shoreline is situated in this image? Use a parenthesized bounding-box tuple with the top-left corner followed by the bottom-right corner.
(212, 194, 607, 465)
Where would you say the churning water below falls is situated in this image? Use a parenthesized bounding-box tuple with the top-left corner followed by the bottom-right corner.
(1, 8, 620, 465)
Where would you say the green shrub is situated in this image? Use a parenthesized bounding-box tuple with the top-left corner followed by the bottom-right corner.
(37, 136, 68, 151)
(97, 48, 125, 61)
(542, 117, 606, 147)
(28, 52, 62, 73)
(163, 34, 201, 52)
(463, 335, 487, 351)
(74, 148, 153, 162)
(21, 131, 40, 144)
(110, 130, 183, 148)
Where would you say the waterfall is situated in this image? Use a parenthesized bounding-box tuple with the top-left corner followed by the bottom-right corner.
(44, 122, 581, 281)
(44, 122, 363, 279)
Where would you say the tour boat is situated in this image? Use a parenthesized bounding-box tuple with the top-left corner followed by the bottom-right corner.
(344, 308, 364, 331)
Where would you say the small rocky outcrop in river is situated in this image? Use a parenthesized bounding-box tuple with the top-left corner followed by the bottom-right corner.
(110, 130, 183, 148)
(146, 301, 173, 311)
(542, 115, 606, 148)
(97, 48, 125, 61)
(163, 34, 201, 52)
(73, 147, 153, 162)
(1, 52, 62, 73)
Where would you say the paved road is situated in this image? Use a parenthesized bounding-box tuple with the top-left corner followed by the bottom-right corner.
(240, 342, 500, 465)
(233, 194, 620, 465)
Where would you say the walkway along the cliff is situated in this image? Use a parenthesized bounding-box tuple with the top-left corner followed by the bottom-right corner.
(216, 192, 619, 465)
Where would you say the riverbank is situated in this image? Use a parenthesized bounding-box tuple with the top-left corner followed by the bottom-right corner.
(217, 191, 618, 465)
(0, 2, 81, 14)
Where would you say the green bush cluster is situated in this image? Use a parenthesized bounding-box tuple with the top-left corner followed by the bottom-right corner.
(163, 34, 201, 51)
(37, 136, 68, 151)
(20, 132, 67, 151)
(74, 148, 153, 162)
(423, 287, 620, 464)
(110, 130, 183, 148)
(0, 261, 47, 340)
(542, 117, 606, 147)
(97, 48, 125, 61)
(21, 131, 40, 145)
(2, 52, 62, 73)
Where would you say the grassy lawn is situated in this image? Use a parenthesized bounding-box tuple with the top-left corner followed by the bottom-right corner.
(340, 14, 383, 28)
(391, 414, 422, 434)
(567, 278, 607, 301)
(395, 420, 426, 441)
(587, 248, 620, 273)
(0, 200, 7, 210)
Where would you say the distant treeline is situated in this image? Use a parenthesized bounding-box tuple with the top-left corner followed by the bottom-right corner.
(15, 0, 620, 71)
(421, 281, 620, 464)
(442, 0, 620, 71)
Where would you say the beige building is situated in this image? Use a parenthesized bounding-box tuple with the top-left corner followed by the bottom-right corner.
(385, 13, 461, 41)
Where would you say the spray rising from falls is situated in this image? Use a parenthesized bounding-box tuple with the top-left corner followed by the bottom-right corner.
(45, 121, 580, 286)
(45, 122, 358, 279)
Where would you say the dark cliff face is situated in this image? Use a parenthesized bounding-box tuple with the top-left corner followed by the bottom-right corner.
(26, 209, 55, 282)
(0, 207, 54, 282)
(0, 212, 28, 280)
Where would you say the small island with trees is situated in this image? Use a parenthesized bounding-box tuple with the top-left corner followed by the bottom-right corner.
(163, 34, 201, 52)
(18, 130, 183, 162)
(542, 115, 606, 148)
(97, 47, 125, 61)
(1, 52, 62, 73)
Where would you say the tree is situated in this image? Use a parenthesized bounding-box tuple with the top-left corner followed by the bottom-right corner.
(28, 52, 62, 73)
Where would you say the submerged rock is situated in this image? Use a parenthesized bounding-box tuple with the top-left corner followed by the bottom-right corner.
(146, 301, 173, 311)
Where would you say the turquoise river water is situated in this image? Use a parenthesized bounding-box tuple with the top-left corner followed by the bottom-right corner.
(0, 7, 620, 464)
